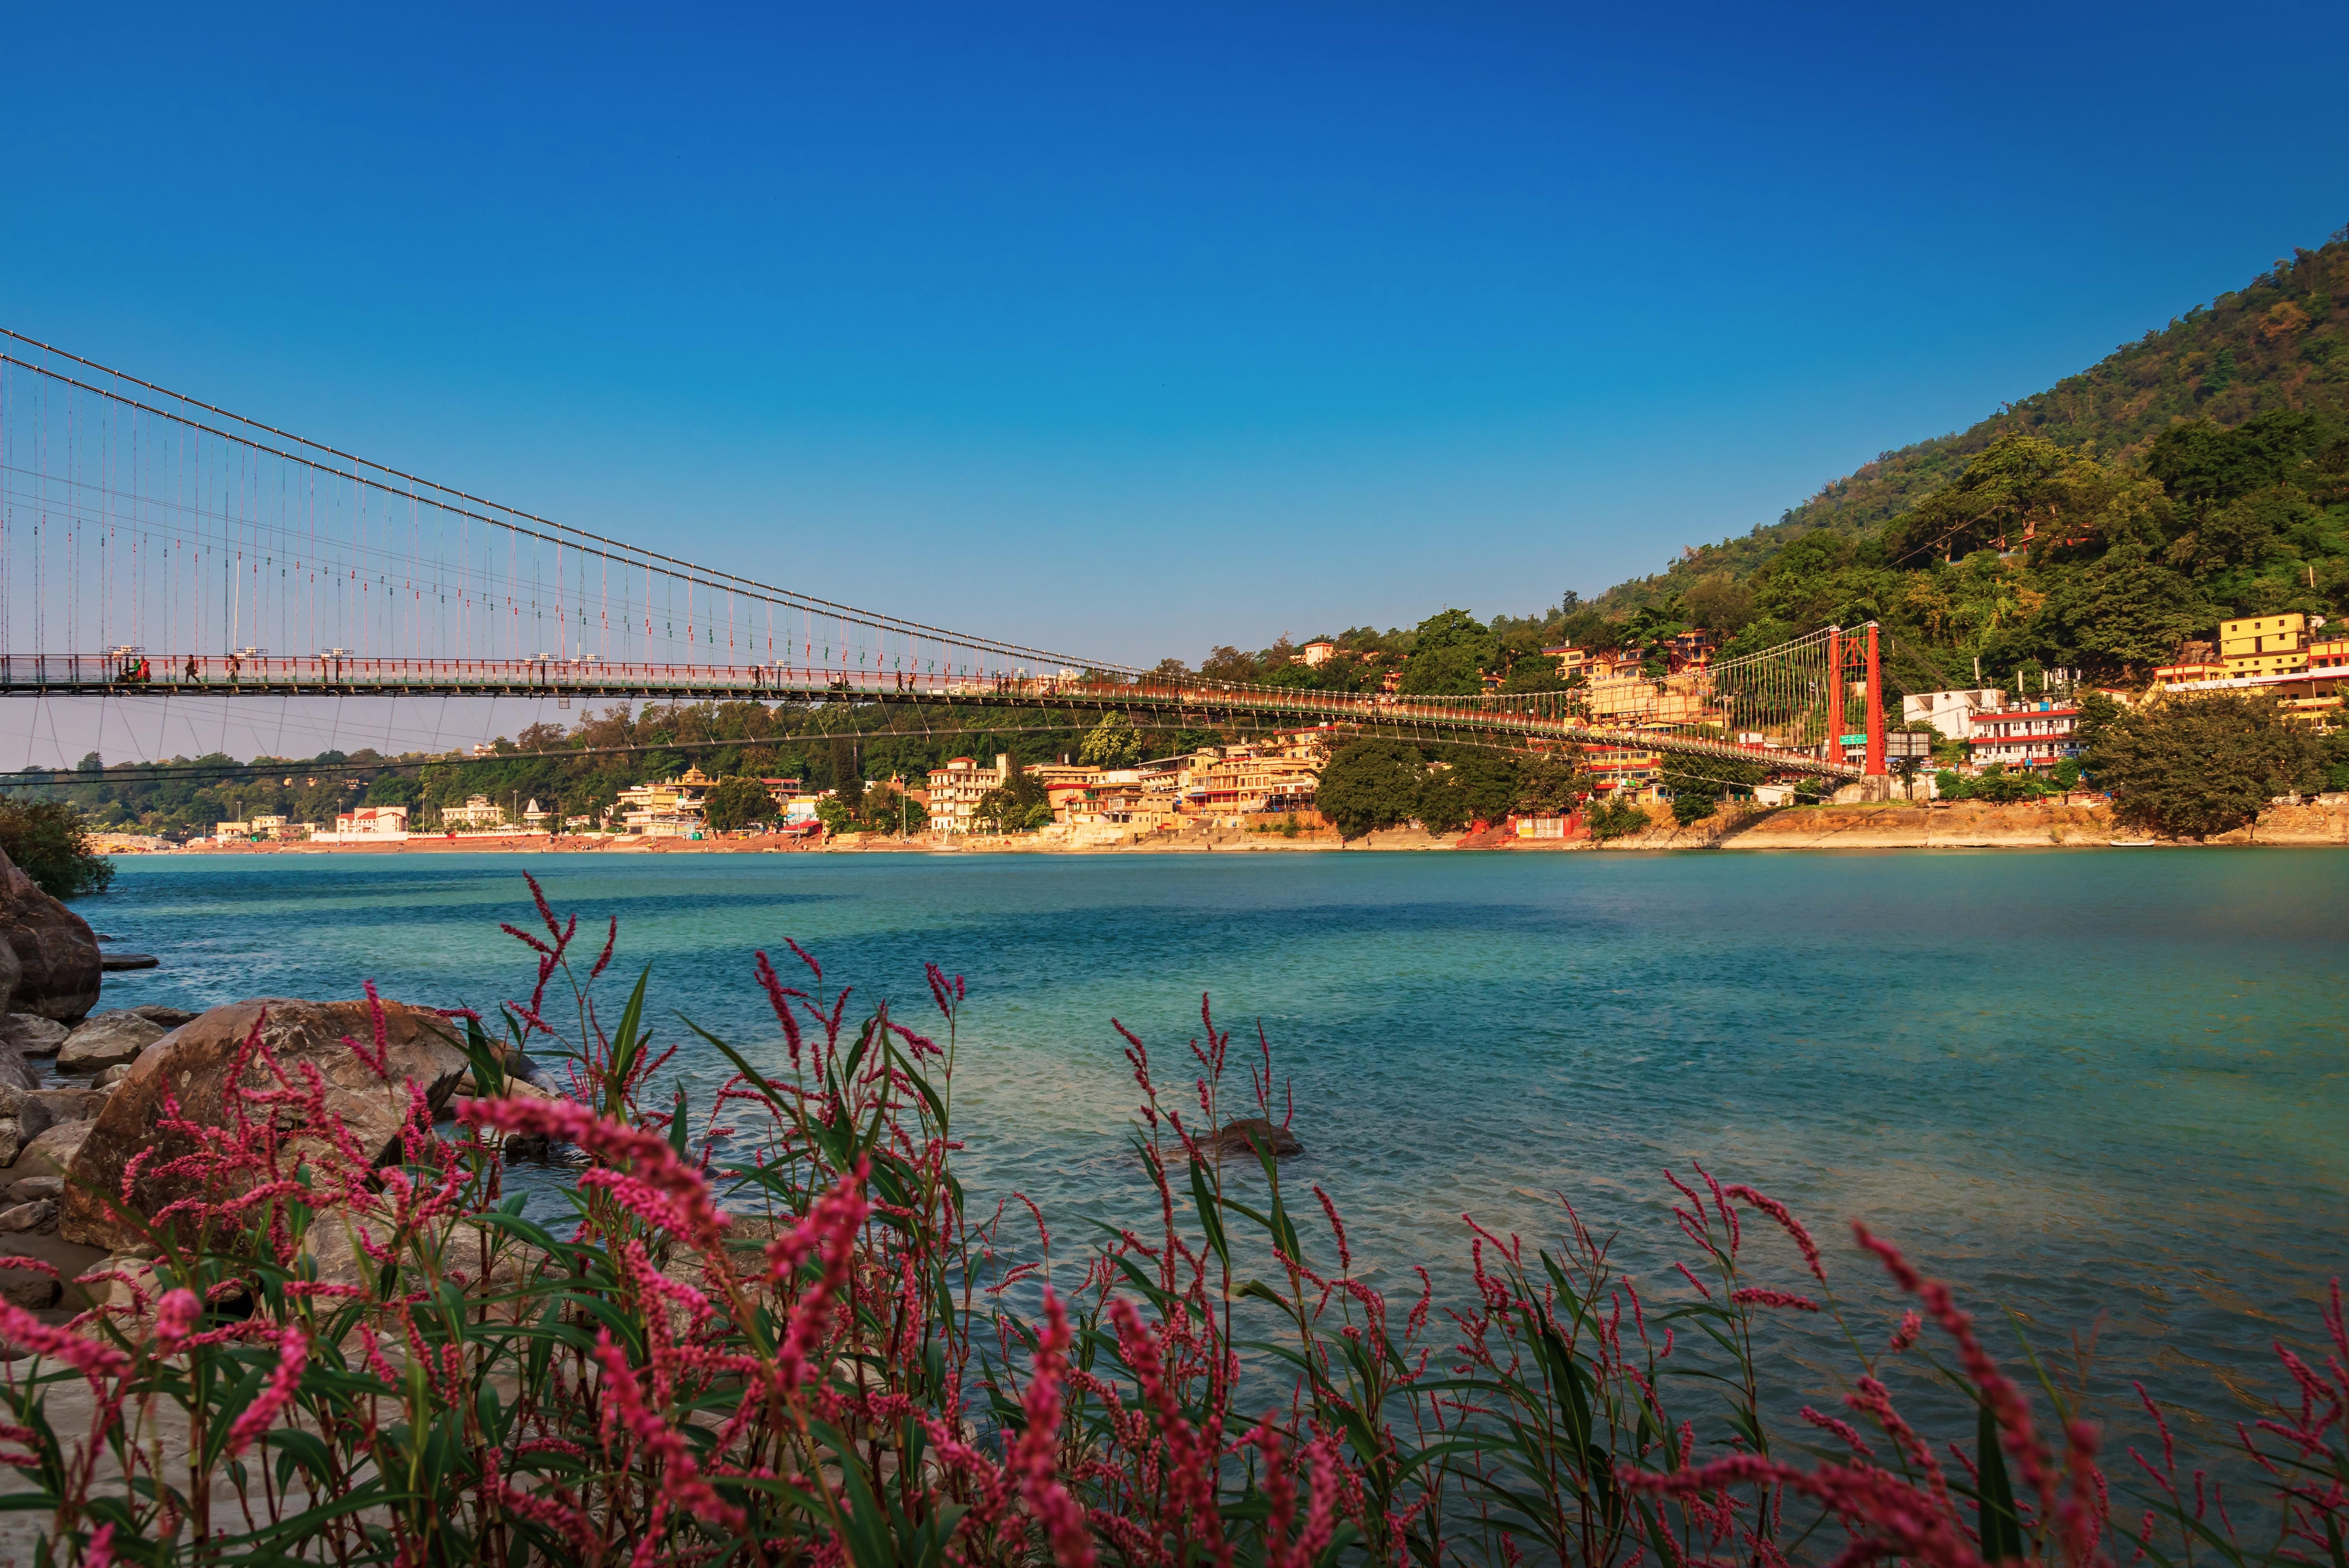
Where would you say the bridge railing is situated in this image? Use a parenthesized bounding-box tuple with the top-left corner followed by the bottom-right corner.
(0, 653, 1859, 777)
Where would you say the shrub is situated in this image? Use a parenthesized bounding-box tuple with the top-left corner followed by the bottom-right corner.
(1585, 793, 1650, 841)
(2, 877, 2340, 1565)
(0, 797, 114, 899)
(2083, 690, 2325, 837)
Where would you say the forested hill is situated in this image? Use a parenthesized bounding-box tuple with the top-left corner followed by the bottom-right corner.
(1592, 224, 2349, 614)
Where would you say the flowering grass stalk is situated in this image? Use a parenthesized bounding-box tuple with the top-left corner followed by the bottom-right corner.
(0, 875, 2337, 1566)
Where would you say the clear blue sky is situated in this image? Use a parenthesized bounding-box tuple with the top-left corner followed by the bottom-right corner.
(6, 0, 2347, 680)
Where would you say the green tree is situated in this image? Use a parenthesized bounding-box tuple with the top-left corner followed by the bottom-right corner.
(1080, 712, 1145, 768)
(1498, 652, 1568, 693)
(1515, 752, 1588, 815)
(1584, 795, 1650, 842)
(1418, 751, 1523, 832)
(2083, 691, 2325, 838)
(828, 736, 865, 811)
(1315, 738, 1428, 841)
(365, 773, 421, 807)
(1661, 751, 1766, 826)
(1397, 609, 1497, 696)
(704, 776, 776, 834)
(973, 766, 1050, 834)
(0, 799, 115, 899)
(2021, 541, 2210, 675)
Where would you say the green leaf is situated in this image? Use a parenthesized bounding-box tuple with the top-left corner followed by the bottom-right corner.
(1189, 1157, 1231, 1271)
(1977, 1401, 2024, 1563)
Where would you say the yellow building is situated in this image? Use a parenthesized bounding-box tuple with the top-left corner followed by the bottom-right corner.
(615, 766, 714, 836)
(2218, 614, 2312, 677)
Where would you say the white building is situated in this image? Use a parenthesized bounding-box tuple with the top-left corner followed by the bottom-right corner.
(439, 794, 506, 829)
(314, 805, 409, 843)
(925, 755, 1011, 834)
(1901, 689, 2005, 742)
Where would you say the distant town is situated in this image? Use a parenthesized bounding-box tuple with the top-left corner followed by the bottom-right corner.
(50, 605, 2343, 854)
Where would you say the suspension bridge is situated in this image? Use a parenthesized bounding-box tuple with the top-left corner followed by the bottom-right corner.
(0, 332, 1882, 781)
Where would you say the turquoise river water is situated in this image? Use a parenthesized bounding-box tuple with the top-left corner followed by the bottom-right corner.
(80, 847, 2349, 1448)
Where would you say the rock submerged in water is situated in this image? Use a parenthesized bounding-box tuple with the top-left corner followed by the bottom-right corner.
(57, 1011, 168, 1071)
(1209, 1117, 1303, 1159)
(60, 997, 471, 1251)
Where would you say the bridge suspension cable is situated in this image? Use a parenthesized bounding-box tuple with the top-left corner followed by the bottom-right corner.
(0, 330, 1872, 778)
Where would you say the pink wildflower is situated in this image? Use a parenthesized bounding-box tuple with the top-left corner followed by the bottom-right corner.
(226, 1324, 309, 1458)
(593, 1329, 746, 1531)
(1725, 1183, 1825, 1282)
(0, 1297, 129, 1387)
(1731, 1287, 1821, 1312)
(456, 1096, 730, 1252)
(1014, 1291, 1097, 1568)
(152, 1288, 202, 1353)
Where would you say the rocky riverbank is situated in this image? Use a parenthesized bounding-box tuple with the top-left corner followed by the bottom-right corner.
(0, 838, 574, 1332)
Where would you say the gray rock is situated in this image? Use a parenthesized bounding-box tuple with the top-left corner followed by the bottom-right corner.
(0, 1086, 21, 1119)
(0, 1044, 32, 1095)
(0, 1121, 17, 1169)
(64, 997, 470, 1251)
(94, 1063, 133, 1088)
(22, 1088, 105, 1142)
(128, 1004, 200, 1028)
(0, 1200, 54, 1232)
(6, 1177, 61, 1203)
(0, 1267, 58, 1309)
(0, 845, 99, 1020)
(15, 1120, 94, 1179)
(58, 1011, 166, 1071)
(0, 1015, 67, 1058)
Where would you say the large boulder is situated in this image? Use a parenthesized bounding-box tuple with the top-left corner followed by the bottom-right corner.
(15, 1121, 95, 1179)
(0, 1045, 33, 1095)
(61, 998, 469, 1251)
(56, 1011, 166, 1071)
(0, 1015, 67, 1058)
(0, 845, 99, 1021)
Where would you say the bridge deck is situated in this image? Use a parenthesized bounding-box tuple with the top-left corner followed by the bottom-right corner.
(0, 654, 1860, 777)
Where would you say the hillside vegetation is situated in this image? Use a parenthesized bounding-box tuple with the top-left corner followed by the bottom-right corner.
(1590, 224, 2349, 619)
(1179, 225, 2349, 705)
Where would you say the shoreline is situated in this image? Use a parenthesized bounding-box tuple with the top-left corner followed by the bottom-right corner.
(101, 798, 2349, 856)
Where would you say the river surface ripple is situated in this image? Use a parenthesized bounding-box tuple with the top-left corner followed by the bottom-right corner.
(86, 847, 2349, 1448)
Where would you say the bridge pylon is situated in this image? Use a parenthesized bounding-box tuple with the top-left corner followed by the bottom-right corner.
(1823, 622, 1886, 777)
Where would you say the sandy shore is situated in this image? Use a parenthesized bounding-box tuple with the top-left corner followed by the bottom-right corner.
(112, 796, 2349, 858)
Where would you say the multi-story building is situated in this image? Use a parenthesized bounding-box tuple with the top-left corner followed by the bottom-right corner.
(615, 766, 715, 837)
(925, 755, 1011, 834)
(1583, 744, 1663, 800)
(2219, 613, 2313, 678)
(1179, 732, 1329, 816)
(439, 793, 506, 829)
(314, 805, 409, 842)
(1966, 702, 2082, 770)
(1902, 688, 2005, 741)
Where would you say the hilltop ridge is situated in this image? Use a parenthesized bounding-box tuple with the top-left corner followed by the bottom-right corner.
(1590, 224, 2349, 615)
